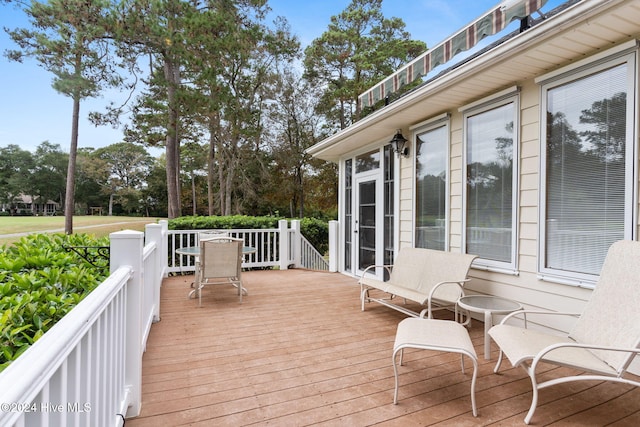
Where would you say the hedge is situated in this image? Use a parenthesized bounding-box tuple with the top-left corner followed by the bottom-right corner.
(0, 233, 109, 371)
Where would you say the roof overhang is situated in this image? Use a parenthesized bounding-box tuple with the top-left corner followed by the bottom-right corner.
(307, 0, 640, 162)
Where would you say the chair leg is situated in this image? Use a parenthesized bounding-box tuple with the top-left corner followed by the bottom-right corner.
(361, 287, 369, 311)
(493, 350, 504, 373)
(469, 355, 478, 417)
(392, 347, 402, 404)
(524, 372, 540, 424)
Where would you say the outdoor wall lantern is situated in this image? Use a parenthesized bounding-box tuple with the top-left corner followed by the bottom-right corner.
(390, 129, 409, 157)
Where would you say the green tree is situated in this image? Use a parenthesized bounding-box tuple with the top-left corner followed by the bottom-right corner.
(142, 155, 169, 217)
(179, 3, 299, 216)
(75, 148, 110, 214)
(0, 145, 34, 207)
(265, 66, 331, 217)
(29, 142, 68, 210)
(5, 0, 124, 232)
(180, 141, 207, 216)
(303, 0, 426, 128)
(94, 142, 153, 215)
(109, 0, 221, 219)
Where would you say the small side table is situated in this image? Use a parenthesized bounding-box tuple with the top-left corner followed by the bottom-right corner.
(457, 295, 522, 360)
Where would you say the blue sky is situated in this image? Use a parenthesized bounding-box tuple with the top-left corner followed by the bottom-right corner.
(0, 0, 563, 154)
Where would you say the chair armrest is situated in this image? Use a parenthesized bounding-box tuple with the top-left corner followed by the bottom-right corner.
(498, 310, 581, 327)
(359, 264, 393, 281)
(532, 341, 640, 371)
(426, 279, 470, 304)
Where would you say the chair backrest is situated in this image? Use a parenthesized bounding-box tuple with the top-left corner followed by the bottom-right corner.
(200, 237, 243, 279)
(390, 248, 477, 302)
(199, 230, 230, 243)
(569, 240, 640, 372)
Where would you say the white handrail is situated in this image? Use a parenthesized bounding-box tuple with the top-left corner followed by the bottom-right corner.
(0, 220, 168, 426)
(0, 267, 132, 426)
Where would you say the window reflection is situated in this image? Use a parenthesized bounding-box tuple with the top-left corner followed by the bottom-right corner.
(466, 102, 514, 264)
(356, 150, 380, 173)
(415, 126, 447, 250)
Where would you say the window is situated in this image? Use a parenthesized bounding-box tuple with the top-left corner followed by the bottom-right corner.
(540, 52, 636, 284)
(464, 96, 518, 270)
(415, 124, 448, 250)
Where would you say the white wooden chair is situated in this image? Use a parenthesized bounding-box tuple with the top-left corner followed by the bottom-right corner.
(196, 237, 245, 306)
(488, 240, 640, 424)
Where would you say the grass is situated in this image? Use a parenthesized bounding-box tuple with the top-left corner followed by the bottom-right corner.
(0, 216, 164, 246)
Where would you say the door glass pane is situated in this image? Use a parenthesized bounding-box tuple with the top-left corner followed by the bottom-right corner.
(416, 125, 447, 250)
(545, 63, 627, 275)
(383, 145, 394, 280)
(466, 102, 514, 263)
(344, 159, 353, 272)
(356, 150, 380, 173)
(359, 180, 376, 270)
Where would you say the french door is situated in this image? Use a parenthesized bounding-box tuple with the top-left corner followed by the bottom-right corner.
(355, 175, 382, 276)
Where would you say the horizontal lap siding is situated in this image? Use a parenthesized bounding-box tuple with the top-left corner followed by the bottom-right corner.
(398, 79, 595, 334)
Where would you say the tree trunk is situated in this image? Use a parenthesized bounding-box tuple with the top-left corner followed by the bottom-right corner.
(224, 156, 235, 216)
(64, 64, 82, 234)
(108, 192, 114, 216)
(207, 108, 218, 215)
(191, 173, 196, 215)
(164, 58, 181, 219)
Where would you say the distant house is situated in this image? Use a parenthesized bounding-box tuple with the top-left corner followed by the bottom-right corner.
(307, 0, 639, 333)
(2, 194, 59, 215)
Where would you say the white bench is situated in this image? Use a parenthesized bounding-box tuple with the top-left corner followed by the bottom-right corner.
(359, 248, 477, 318)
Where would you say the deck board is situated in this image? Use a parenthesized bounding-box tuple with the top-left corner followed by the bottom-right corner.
(127, 269, 640, 426)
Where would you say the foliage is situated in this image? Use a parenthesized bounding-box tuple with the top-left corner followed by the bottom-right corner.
(303, 0, 426, 127)
(0, 233, 109, 371)
(298, 217, 330, 255)
(169, 215, 282, 231)
(5, 0, 126, 233)
(168, 215, 329, 255)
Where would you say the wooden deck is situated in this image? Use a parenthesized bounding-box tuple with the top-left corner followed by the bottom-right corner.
(127, 270, 640, 426)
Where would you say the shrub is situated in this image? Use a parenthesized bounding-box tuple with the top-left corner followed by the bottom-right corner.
(169, 215, 281, 230)
(0, 233, 109, 371)
(298, 217, 329, 255)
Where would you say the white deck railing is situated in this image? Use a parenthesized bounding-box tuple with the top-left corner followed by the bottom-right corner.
(167, 219, 328, 273)
(0, 218, 336, 425)
(0, 222, 168, 427)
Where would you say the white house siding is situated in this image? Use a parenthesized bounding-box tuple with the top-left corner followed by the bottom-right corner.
(308, 1, 640, 363)
(398, 77, 598, 332)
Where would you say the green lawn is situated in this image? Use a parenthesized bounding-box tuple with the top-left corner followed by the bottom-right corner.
(0, 216, 164, 246)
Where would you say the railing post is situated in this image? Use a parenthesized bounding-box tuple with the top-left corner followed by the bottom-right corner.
(110, 230, 144, 418)
(145, 223, 163, 322)
(278, 219, 289, 271)
(329, 220, 338, 272)
(159, 220, 169, 279)
(291, 219, 301, 268)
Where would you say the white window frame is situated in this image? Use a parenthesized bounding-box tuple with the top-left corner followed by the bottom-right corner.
(411, 113, 450, 251)
(537, 46, 638, 287)
(461, 89, 520, 273)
